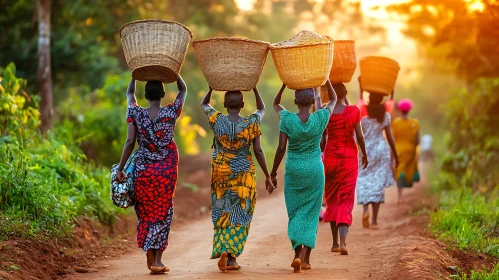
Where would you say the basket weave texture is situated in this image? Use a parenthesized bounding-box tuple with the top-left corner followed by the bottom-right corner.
(192, 38, 270, 91)
(120, 20, 193, 83)
(359, 56, 400, 96)
(270, 31, 334, 90)
(329, 40, 356, 84)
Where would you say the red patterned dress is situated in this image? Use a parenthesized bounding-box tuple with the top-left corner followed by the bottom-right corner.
(323, 105, 361, 226)
(126, 99, 182, 251)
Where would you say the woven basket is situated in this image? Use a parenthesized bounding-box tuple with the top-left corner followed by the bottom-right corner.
(359, 56, 400, 96)
(120, 20, 193, 83)
(192, 38, 270, 91)
(329, 40, 356, 84)
(270, 31, 334, 90)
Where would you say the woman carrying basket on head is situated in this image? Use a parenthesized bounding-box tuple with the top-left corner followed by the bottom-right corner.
(116, 76, 187, 274)
(270, 81, 337, 272)
(356, 79, 398, 230)
(201, 87, 273, 272)
(322, 83, 368, 255)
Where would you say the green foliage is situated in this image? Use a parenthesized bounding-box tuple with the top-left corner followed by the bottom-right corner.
(460, 263, 499, 280)
(0, 64, 123, 240)
(430, 189, 499, 258)
(439, 78, 499, 192)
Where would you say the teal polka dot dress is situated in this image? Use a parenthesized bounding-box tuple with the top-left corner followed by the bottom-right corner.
(279, 108, 331, 249)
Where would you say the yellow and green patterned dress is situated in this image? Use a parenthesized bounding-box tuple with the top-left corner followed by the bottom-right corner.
(205, 108, 262, 259)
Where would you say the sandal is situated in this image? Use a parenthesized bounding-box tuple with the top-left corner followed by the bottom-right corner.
(290, 258, 301, 273)
(150, 265, 167, 274)
(218, 252, 228, 272)
(362, 212, 370, 228)
(227, 265, 241, 271)
(331, 247, 341, 253)
(301, 263, 311, 270)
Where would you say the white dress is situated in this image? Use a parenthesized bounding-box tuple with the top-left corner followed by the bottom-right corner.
(357, 113, 394, 204)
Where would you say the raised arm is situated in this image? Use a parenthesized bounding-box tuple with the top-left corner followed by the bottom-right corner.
(354, 123, 368, 169)
(314, 87, 322, 111)
(358, 76, 363, 100)
(273, 83, 286, 114)
(252, 136, 274, 193)
(126, 78, 137, 106)
(323, 80, 338, 112)
(175, 75, 187, 106)
(200, 87, 213, 113)
(270, 132, 288, 192)
(344, 96, 351, 105)
(253, 87, 265, 120)
(384, 124, 399, 168)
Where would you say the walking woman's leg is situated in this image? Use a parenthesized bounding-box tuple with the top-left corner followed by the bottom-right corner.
(338, 224, 349, 255)
(303, 246, 312, 265)
(362, 204, 370, 228)
(291, 245, 303, 272)
(372, 203, 381, 226)
(330, 222, 340, 250)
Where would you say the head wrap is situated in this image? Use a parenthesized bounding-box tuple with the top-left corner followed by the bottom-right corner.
(398, 98, 414, 113)
(295, 88, 315, 105)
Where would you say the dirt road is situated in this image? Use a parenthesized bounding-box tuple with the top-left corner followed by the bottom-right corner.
(68, 175, 427, 280)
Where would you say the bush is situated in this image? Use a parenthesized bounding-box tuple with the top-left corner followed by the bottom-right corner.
(0, 63, 123, 240)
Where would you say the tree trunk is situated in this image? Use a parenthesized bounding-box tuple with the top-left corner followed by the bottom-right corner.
(37, 0, 53, 132)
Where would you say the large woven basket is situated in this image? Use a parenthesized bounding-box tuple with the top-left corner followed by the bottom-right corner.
(329, 40, 356, 84)
(192, 38, 270, 91)
(359, 56, 400, 96)
(120, 20, 193, 83)
(270, 31, 334, 90)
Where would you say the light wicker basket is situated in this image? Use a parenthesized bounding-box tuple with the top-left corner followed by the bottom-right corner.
(359, 56, 400, 96)
(329, 40, 356, 84)
(120, 20, 193, 83)
(270, 31, 334, 90)
(192, 38, 270, 91)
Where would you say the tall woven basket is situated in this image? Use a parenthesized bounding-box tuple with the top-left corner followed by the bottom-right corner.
(359, 56, 400, 96)
(120, 20, 193, 83)
(329, 40, 356, 84)
(270, 31, 334, 90)
(192, 38, 270, 91)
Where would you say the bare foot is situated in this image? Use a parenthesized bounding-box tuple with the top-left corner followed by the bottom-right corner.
(331, 246, 341, 252)
(362, 212, 370, 228)
(370, 224, 379, 230)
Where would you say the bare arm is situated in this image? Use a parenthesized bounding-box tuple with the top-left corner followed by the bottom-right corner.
(344, 96, 351, 105)
(270, 132, 288, 188)
(273, 83, 286, 114)
(117, 124, 137, 172)
(175, 75, 187, 106)
(201, 87, 213, 113)
(314, 87, 322, 111)
(253, 136, 270, 177)
(384, 124, 399, 166)
(253, 87, 265, 119)
(126, 78, 137, 106)
(320, 130, 327, 152)
(358, 76, 363, 100)
(415, 130, 420, 146)
(355, 123, 369, 169)
(323, 80, 338, 112)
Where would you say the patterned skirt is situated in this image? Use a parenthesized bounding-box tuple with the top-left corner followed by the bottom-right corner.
(210, 152, 256, 259)
(134, 154, 178, 251)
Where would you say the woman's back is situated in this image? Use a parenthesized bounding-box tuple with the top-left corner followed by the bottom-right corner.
(325, 105, 361, 158)
(126, 99, 182, 163)
(361, 112, 390, 141)
(280, 109, 330, 158)
(392, 117, 419, 151)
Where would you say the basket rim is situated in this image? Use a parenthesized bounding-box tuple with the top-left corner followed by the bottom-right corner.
(192, 37, 270, 47)
(270, 40, 334, 50)
(119, 19, 193, 38)
(360, 56, 400, 68)
(333, 40, 355, 43)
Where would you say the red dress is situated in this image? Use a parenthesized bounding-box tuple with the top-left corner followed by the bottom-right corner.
(126, 99, 182, 251)
(323, 105, 361, 226)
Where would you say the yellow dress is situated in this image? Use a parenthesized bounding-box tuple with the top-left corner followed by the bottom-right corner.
(204, 108, 262, 259)
(392, 117, 420, 188)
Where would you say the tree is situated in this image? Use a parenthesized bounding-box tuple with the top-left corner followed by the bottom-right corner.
(36, 0, 53, 131)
